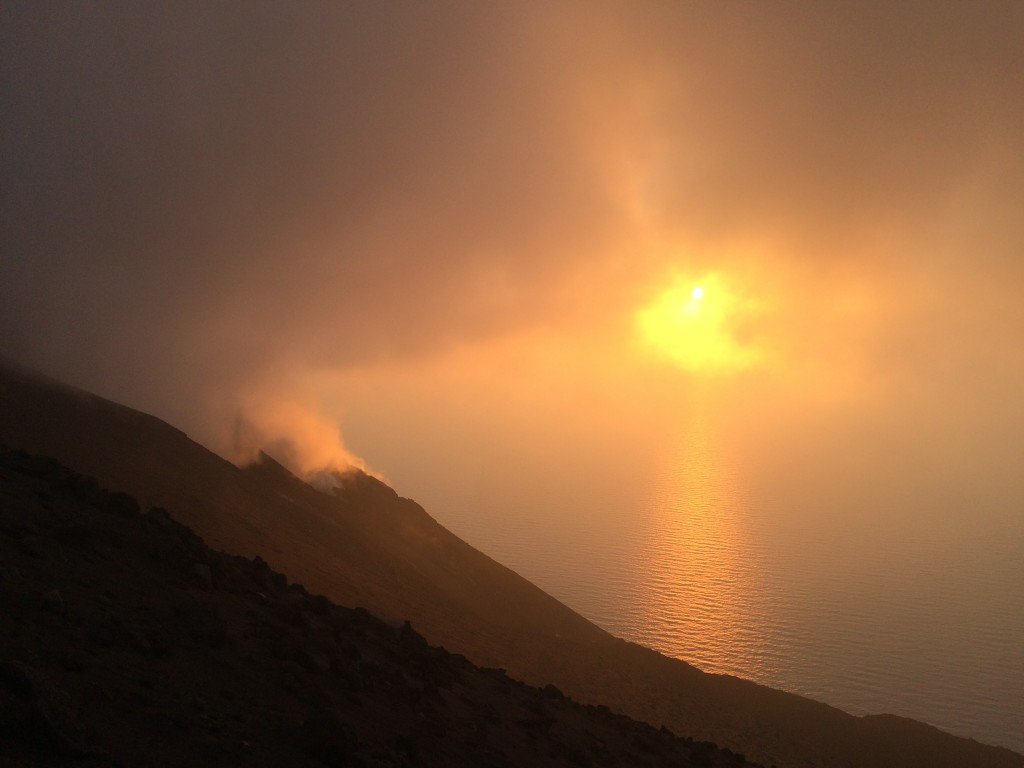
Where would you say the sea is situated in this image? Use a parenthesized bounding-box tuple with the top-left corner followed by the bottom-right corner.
(398, 419, 1024, 753)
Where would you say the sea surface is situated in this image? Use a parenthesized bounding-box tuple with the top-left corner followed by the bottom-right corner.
(400, 422, 1024, 753)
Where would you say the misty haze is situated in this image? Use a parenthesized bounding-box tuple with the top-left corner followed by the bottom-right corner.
(1, 2, 1022, 767)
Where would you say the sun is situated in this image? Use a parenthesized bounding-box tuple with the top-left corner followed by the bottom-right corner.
(636, 273, 760, 374)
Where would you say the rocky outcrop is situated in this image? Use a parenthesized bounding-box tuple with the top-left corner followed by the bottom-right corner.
(0, 448, 757, 767)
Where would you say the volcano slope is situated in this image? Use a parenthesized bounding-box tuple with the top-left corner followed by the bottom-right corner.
(0, 365, 1020, 768)
(0, 448, 759, 767)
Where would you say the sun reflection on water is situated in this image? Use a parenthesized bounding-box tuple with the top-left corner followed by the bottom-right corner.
(630, 412, 770, 678)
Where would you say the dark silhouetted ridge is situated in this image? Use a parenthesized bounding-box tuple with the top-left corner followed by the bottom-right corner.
(1, 364, 1020, 768)
(0, 448, 758, 767)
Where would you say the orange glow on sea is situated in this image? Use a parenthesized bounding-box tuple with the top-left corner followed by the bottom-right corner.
(630, 402, 770, 679)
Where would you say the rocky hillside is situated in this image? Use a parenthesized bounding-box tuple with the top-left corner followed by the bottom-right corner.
(1, 364, 1020, 768)
(0, 448, 757, 768)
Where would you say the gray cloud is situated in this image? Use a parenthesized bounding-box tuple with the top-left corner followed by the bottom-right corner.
(2, 1, 1022, 466)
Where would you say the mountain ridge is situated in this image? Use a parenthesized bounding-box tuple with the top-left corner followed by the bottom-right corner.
(1, 364, 1020, 768)
(0, 446, 758, 767)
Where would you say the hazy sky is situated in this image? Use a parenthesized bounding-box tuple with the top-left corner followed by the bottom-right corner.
(3, 1, 1022, 485)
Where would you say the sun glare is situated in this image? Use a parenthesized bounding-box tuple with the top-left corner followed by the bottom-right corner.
(636, 273, 761, 374)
